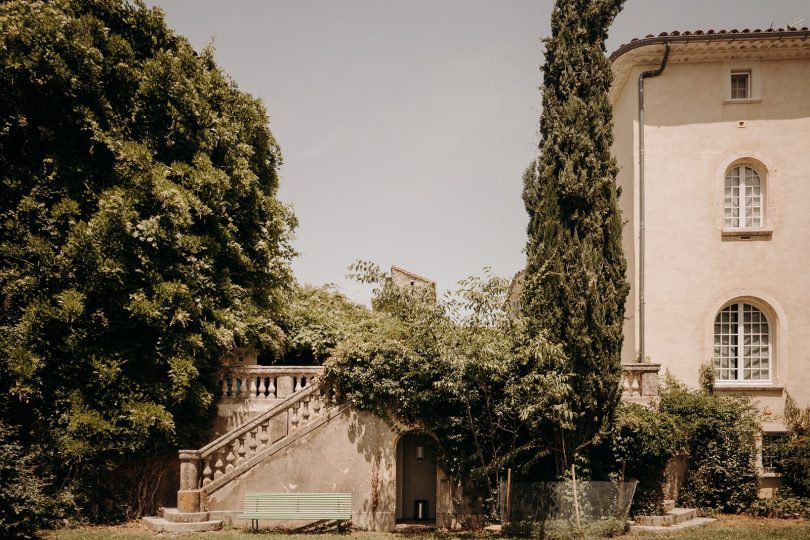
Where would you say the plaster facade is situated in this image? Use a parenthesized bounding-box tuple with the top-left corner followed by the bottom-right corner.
(610, 32, 810, 432)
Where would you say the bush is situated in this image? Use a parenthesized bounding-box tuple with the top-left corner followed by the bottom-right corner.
(660, 377, 760, 513)
(502, 520, 534, 538)
(610, 403, 683, 516)
(779, 436, 810, 497)
(778, 395, 810, 497)
(748, 489, 810, 519)
(0, 425, 52, 539)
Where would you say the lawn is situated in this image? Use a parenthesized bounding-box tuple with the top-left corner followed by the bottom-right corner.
(39, 515, 810, 540)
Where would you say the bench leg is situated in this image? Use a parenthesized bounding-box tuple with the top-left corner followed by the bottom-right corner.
(336, 520, 341, 534)
(252, 518, 257, 532)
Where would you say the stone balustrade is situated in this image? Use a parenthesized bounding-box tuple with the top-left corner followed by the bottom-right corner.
(219, 365, 322, 401)
(620, 362, 661, 407)
(178, 382, 336, 511)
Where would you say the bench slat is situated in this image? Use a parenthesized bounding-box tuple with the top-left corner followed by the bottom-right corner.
(239, 492, 352, 523)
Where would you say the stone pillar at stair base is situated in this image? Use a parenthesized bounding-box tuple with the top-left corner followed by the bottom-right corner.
(177, 489, 202, 513)
(178, 450, 202, 512)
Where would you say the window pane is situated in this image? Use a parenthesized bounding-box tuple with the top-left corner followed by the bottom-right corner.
(731, 72, 750, 99)
(715, 303, 770, 382)
(714, 305, 738, 380)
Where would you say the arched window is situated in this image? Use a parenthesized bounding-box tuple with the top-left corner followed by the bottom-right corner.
(724, 164, 762, 228)
(713, 302, 771, 382)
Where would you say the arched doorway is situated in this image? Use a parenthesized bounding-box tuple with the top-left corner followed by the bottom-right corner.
(396, 433, 437, 523)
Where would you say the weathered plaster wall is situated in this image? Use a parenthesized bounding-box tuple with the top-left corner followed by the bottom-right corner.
(204, 407, 482, 530)
(206, 408, 398, 529)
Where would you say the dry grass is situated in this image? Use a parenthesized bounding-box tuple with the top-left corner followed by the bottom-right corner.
(39, 515, 810, 540)
(629, 514, 810, 539)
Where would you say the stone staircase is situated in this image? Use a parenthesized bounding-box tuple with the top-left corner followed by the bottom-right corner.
(630, 500, 716, 533)
(142, 369, 347, 532)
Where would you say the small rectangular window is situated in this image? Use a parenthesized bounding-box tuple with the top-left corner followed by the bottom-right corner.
(762, 433, 787, 473)
(731, 71, 751, 99)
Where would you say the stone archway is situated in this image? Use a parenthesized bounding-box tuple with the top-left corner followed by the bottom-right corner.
(395, 433, 437, 523)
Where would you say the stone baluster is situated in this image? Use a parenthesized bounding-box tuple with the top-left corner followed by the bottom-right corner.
(301, 395, 311, 423)
(202, 458, 213, 487)
(268, 377, 276, 399)
(249, 377, 258, 399)
(290, 402, 300, 429)
(259, 422, 270, 449)
(213, 454, 224, 479)
(258, 377, 267, 399)
(236, 435, 247, 465)
(220, 378, 229, 398)
(225, 443, 236, 473)
(312, 393, 321, 417)
(247, 430, 258, 458)
(621, 373, 631, 396)
(294, 376, 302, 393)
(630, 374, 640, 396)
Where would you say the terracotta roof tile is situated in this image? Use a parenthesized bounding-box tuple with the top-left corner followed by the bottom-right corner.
(612, 27, 810, 60)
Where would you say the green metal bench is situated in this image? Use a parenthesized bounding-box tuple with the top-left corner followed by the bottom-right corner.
(238, 492, 352, 532)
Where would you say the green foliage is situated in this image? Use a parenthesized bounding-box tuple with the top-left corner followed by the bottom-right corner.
(748, 488, 810, 519)
(0, 0, 294, 520)
(279, 285, 375, 365)
(0, 423, 54, 539)
(775, 394, 810, 497)
(660, 378, 760, 513)
(323, 263, 567, 520)
(521, 0, 628, 473)
(698, 364, 715, 394)
(610, 403, 683, 515)
(502, 520, 534, 538)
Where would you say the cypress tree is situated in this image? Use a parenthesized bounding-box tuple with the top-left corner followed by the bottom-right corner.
(521, 0, 628, 474)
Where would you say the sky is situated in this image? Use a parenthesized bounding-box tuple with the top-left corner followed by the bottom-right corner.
(146, 0, 808, 304)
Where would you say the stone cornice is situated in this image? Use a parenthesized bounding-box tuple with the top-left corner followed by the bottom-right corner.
(610, 32, 810, 103)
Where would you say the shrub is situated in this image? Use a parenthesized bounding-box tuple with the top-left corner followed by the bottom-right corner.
(0, 425, 52, 539)
(502, 520, 534, 538)
(748, 488, 810, 519)
(778, 395, 810, 497)
(660, 377, 760, 513)
(610, 403, 683, 516)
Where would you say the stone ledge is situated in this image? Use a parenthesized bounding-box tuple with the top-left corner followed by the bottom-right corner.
(141, 516, 222, 533)
(630, 516, 716, 534)
(161, 507, 210, 523)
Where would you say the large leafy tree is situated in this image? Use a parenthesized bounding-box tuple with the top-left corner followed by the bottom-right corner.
(324, 263, 567, 519)
(521, 0, 628, 474)
(0, 0, 295, 520)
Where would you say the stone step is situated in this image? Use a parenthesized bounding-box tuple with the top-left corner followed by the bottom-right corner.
(141, 516, 223, 533)
(669, 507, 697, 524)
(630, 516, 716, 534)
(161, 507, 211, 523)
(635, 507, 697, 527)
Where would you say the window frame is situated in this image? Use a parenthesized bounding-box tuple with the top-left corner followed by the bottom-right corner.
(724, 163, 764, 229)
(713, 302, 772, 384)
(761, 433, 787, 474)
(730, 70, 751, 100)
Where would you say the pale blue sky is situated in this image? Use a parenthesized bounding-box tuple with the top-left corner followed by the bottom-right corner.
(147, 0, 807, 303)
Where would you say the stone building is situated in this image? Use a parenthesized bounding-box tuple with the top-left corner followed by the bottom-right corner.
(610, 27, 810, 450)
